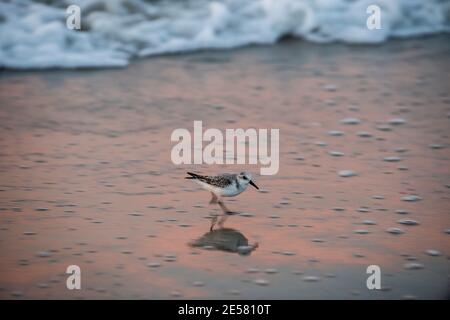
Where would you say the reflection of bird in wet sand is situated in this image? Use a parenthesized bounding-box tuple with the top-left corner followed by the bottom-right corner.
(185, 172, 259, 230)
(189, 228, 258, 255)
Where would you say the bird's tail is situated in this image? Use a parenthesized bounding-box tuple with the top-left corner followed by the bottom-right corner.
(185, 172, 200, 179)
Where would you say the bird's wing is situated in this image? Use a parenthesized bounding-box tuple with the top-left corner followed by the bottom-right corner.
(209, 174, 235, 188)
(186, 172, 235, 188)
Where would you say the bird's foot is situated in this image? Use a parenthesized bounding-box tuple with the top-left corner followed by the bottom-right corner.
(209, 215, 218, 231)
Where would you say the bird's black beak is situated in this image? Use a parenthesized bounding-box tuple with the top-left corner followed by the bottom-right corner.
(249, 180, 259, 190)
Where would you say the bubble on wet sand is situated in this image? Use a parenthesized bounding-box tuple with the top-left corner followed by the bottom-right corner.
(36, 251, 52, 258)
(227, 289, 241, 296)
(35, 208, 49, 212)
(357, 131, 372, 138)
(395, 209, 410, 215)
(192, 281, 205, 287)
(404, 262, 424, 270)
(312, 238, 325, 243)
(362, 220, 376, 225)
(264, 268, 278, 274)
(245, 267, 260, 274)
(163, 254, 177, 262)
(11, 291, 23, 297)
(170, 290, 183, 298)
(339, 170, 357, 177)
(239, 212, 254, 217)
(23, 231, 37, 236)
(18, 259, 29, 266)
(398, 219, 419, 226)
(388, 118, 407, 125)
(402, 294, 418, 300)
(350, 290, 360, 296)
(384, 156, 402, 162)
(376, 125, 392, 131)
(253, 278, 270, 286)
(429, 144, 445, 150)
(349, 105, 360, 111)
(402, 195, 422, 202)
(340, 118, 360, 125)
(386, 227, 404, 235)
(394, 147, 409, 153)
(128, 212, 143, 217)
(147, 262, 161, 268)
(328, 130, 344, 137)
(329, 151, 344, 157)
(323, 84, 337, 91)
(353, 229, 370, 234)
(425, 249, 441, 257)
(302, 276, 321, 282)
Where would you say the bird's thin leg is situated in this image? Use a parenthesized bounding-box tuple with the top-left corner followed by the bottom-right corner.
(217, 200, 230, 214)
(218, 215, 228, 229)
(210, 215, 218, 231)
(209, 192, 219, 204)
(217, 200, 237, 215)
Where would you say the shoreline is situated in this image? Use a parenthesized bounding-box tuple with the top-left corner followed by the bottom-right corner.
(1, 33, 448, 74)
(0, 34, 449, 299)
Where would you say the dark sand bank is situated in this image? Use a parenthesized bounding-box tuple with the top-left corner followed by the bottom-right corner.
(0, 35, 449, 299)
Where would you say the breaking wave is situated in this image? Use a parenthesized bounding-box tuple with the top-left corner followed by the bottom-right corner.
(1, 0, 449, 69)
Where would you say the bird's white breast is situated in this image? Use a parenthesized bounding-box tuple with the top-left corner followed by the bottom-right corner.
(220, 181, 247, 197)
(194, 178, 247, 197)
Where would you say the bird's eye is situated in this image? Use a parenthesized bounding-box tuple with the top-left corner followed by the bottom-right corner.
(242, 176, 248, 180)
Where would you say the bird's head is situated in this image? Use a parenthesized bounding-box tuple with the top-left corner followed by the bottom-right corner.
(237, 172, 259, 190)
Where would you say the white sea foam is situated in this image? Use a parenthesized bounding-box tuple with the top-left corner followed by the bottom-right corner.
(1, 0, 449, 69)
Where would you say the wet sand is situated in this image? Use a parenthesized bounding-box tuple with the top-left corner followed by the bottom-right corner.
(0, 35, 449, 299)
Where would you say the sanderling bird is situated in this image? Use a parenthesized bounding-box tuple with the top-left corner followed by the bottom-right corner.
(185, 171, 259, 230)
